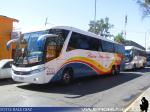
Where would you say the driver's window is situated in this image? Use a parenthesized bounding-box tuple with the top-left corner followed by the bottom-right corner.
(46, 42, 57, 60)
(45, 34, 65, 62)
(45, 39, 57, 62)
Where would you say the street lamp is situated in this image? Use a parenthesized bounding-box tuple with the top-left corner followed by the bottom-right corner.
(44, 17, 54, 26)
(94, 0, 97, 33)
(145, 32, 147, 50)
(145, 29, 150, 50)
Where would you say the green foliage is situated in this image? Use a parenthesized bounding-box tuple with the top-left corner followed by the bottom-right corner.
(137, 0, 150, 18)
(114, 33, 125, 44)
(88, 17, 114, 38)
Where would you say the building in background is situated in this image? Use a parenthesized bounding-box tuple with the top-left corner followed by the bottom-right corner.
(0, 15, 19, 60)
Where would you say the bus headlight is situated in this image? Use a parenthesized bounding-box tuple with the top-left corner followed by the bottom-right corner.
(30, 67, 46, 74)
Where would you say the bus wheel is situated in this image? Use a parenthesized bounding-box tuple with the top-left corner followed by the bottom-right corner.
(133, 64, 136, 71)
(111, 66, 116, 75)
(61, 69, 73, 85)
(142, 63, 145, 69)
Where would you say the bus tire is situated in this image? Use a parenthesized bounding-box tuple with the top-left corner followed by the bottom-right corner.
(61, 68, 73, 85)
(142, 63, 145, 69)
(133, 64, 136, 71)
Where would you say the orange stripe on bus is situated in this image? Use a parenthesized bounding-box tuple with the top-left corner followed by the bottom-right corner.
(60, 56, 121, 75)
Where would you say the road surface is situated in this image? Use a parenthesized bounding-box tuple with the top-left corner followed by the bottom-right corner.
(0, 67, 150, 110)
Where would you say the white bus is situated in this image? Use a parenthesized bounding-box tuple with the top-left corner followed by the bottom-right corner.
(124, 46, 146, 70)
(9, 26, 124, 84)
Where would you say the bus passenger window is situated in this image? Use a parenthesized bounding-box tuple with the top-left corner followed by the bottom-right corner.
(101, 40, 114, 53)
(67, 33, 77, 51)
(77, 38, 89, 49)
(67, 39, 76, 51)
(67, 32, 102, 52)
(89, 37, 101, 51)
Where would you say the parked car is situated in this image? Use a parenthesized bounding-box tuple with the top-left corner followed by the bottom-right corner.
(0, 59, 13, 79)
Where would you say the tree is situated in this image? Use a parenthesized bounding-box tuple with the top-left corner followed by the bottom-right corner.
(137, 0, 150, 18)
(114, 33, 125, 44)
(88, 17, 114, 38)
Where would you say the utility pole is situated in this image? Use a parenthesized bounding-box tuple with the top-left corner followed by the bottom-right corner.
(94, 0, 97, 33)
(44, 17, 54, 26)
(145, 32, 147, 50)
(124, 15, 127, 40)
(145, 30, 150, 50)
(45, 17, 48, 26)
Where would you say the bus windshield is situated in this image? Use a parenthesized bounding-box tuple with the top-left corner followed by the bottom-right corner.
(13, 29, 69, 67)
(14, 31, 47, 66)
(125, 50, 133, 62)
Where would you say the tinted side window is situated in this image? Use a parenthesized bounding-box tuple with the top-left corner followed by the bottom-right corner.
(67, 32, 102, 51)
(133, 49, 139, 56)
(67, 32, 90, 50)
(77, 36, 90, 49)
(138, 50, 141, 56)
(138, 50, 146, 57)
(89, 38, 102, 51)
(49, 29, 69, 40)
(102, 40, 114, 53)
(67, 33, 77, 51)
(115, 44, 125, 55)
(143, 51, 146, 57)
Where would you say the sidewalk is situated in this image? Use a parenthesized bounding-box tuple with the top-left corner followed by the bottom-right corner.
(124, 87, 150, 112)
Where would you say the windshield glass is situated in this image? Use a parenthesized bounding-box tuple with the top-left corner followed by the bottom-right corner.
(125, 50, 133, 62)
(14, 30, 48, 66)
(13, 29, 69, 67)
(27, 33, 44, 59)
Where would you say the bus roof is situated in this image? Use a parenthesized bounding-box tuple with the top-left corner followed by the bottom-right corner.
(22, 25, 122, 45)
(51, 26, 122, 45)
(125, 46, 145, 51)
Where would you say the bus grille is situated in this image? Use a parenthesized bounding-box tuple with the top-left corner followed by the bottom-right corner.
(13, 70, 30, 75)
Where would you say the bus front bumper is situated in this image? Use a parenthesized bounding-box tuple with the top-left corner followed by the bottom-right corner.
(12, 71, 53, 84)
(125, 63, 133, 70)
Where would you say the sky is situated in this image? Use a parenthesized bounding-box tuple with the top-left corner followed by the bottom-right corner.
(0, 0, 150, 49)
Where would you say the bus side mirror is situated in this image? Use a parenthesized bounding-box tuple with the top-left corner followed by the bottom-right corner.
(6, 39, 18, 50)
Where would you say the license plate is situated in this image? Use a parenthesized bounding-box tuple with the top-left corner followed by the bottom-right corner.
(18, 77, 24, 80)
